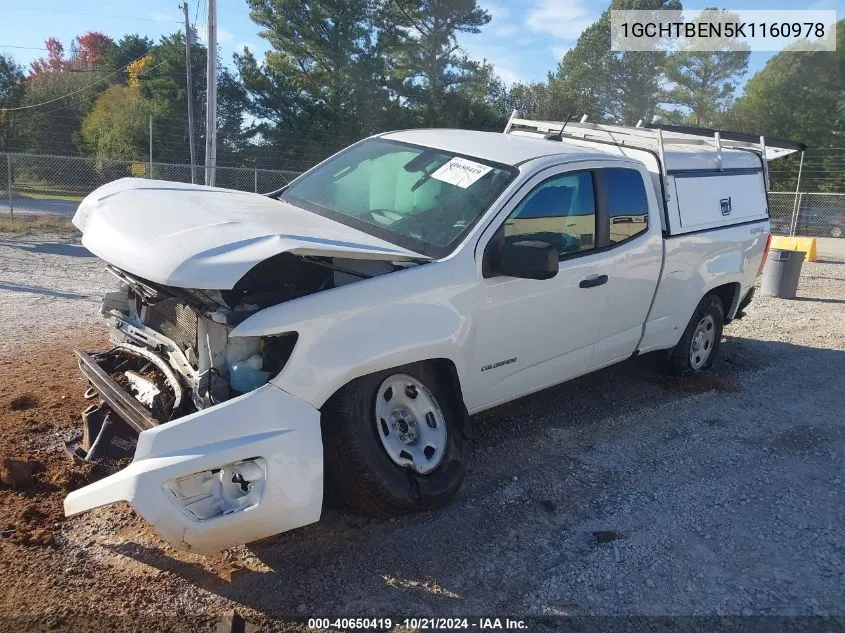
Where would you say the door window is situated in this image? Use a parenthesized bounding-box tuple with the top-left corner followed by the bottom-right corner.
(605, 168, 649, 244)
(502, 171, 596, 257)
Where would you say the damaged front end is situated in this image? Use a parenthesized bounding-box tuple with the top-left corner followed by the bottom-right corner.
(64, 176, 430, 553)
(64, 255, 391, 553)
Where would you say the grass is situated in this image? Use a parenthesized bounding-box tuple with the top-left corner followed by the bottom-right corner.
(0, 214, 77, 234)
(18, 191, 84, 202)
(0, 189, 85, 202)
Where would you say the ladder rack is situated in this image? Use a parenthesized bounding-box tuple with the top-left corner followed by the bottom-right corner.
(504, 116, 804, 162)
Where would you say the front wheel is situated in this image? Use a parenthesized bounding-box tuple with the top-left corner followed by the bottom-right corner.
(666, 294, 725, 375)
(321, 362, 467, 517)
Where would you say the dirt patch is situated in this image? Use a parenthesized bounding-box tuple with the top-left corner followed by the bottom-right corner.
(0, 330, 109, 547)
(0, 457, 43, 489)
(8, 394, 39, 411)
(658, 374, 739, 393)
(768, 424, 839, 453)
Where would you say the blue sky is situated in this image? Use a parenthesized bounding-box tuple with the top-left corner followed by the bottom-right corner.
(1, 0, 841, 89)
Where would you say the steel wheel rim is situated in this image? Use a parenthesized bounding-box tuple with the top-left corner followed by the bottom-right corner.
(689, 314, 716, 370)
(374, 374, 447, 475)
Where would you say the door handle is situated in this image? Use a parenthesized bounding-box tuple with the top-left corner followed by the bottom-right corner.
(579, 274, 608, 288)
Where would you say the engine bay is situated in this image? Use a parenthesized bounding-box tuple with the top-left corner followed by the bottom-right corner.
(69, 252, 404, 462)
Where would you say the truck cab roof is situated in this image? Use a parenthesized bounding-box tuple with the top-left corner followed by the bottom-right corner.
(381, 128, 614, 167)
(381, 127, 765, 172)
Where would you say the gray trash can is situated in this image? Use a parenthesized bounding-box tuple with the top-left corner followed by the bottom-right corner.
(761, 248, 805, 299)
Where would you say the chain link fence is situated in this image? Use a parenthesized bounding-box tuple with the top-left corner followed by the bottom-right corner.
(2, 152, 844, 241)
(768, 192, 845, 239)
(0, 152, 301, 218)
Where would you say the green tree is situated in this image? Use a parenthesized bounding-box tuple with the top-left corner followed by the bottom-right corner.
(81, 84, 154, 161)
(13, 34, 116, 155)
(236, 0, 396, 169)
(729, 21, 844, 192)
(661, 9, 749, 126)
(241, 0, 383, 135)
(15, 70, 99, 155)
(217, 66, 252, 157)
(103, 34, 154, 81)
(551, 0, 682, 125)
(138, 32, 207, 164)
(440, 60, 508, 130)
(0, 54, 26, 151)
(377, 0, 491, 125)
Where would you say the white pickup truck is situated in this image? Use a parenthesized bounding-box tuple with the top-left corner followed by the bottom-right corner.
(65, 119, 802, 554)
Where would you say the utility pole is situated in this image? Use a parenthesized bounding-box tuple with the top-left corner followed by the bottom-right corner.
(204, 0, 217, 186)
(183, 2, 197, 184)
(149, 115, 153, 179)
(791, 150, 805, 236)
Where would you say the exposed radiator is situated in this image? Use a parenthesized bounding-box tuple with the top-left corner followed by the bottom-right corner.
(144, 298, 198, 352)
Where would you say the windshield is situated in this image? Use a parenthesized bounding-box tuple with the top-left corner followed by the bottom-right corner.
(280, 138, 516, 258)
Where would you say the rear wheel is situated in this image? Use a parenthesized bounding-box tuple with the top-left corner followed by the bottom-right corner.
(321, 362, 467, 517)
(666, 294, 725, 376)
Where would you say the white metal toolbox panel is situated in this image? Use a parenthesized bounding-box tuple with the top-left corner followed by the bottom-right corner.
(671, 171, 767, 233)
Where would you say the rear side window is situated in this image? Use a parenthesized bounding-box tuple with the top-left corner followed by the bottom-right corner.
(605, 168, 649, 244)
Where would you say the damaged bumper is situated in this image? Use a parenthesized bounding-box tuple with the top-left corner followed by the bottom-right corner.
(64, 382, 323, 555)
(75, 350, 159, 434)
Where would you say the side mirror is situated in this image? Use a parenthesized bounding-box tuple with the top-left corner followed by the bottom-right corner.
(496, 239, 558, 280)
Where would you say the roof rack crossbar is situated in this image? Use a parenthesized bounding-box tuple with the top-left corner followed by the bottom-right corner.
(505, 117, 805, 161)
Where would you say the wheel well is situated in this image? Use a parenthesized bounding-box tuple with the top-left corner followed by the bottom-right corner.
(322, 358, 472, 437)
(423, 358, 473, 439)
(709, 283, 741, 323)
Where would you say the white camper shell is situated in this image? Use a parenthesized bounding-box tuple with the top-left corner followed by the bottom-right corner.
(504, 116, 800, 236)
(65, 121, 801, 554)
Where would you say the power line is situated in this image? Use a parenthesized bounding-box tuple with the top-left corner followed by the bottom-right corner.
(1, 55, 169, 112)
(4, 5, 182, 23)
(219, 3, 251, 15)
(0, 45, 51, 51)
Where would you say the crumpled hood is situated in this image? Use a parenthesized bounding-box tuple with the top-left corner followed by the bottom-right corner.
(73, 178, 427, 289)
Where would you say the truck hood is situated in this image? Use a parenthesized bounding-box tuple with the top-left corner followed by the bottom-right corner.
(73, 178, 428, 289)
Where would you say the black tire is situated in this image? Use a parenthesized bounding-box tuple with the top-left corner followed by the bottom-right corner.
(666, 294, 725, 376)
(321, 362, 468, 517)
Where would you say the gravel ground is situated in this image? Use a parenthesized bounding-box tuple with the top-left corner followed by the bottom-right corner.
(0, 233, 111, 354)
(0, 232, 843, 630)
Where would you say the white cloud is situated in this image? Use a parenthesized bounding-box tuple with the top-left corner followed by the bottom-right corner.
(479, 1, 520, 38)
(551, 45, 571, 61)
(197, 25, 234, 45)
(494, 65, 523, 86)
(493, 24, 520, 37)
(525, 0, 596, 40)
(234, 41, 256, 55)
(481, 1, 511, 21)
(150, 12, 176, 22)
(462, 39, 524, 86)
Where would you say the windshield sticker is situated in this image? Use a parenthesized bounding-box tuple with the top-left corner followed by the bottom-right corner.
(431, 157, 493, 189)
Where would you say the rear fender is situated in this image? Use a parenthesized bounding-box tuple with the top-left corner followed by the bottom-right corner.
(640, 227, 766, 352)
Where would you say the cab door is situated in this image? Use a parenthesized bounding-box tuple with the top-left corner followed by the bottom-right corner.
(464, 164, 615, 412)
(589, 167, 663, 368)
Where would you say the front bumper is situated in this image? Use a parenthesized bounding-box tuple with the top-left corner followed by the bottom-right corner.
(75, 350, 158, 434)
(64, 382, 323, 555)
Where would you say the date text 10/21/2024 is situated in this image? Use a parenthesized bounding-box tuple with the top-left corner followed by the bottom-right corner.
(307, 618, 528, 630)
